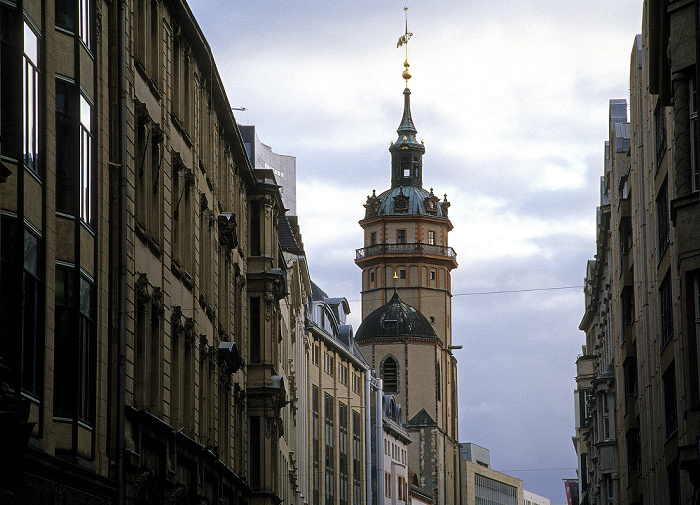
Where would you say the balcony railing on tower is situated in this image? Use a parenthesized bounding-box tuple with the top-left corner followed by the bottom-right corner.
(355, 242, 456, 260)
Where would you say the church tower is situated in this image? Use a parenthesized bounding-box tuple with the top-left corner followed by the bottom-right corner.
(354, 17, 461, 505)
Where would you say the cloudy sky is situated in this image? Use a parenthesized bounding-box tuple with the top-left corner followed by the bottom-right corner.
(189, 2, 643, 502)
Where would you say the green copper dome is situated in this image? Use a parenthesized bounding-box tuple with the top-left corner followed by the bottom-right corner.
(354, 291, 438, 342)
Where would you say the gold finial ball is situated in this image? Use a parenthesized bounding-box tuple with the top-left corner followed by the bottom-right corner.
(402, 59, 411, 80)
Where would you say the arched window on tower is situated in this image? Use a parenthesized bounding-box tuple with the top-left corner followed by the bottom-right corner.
(400, 158, 410, 179)
(382, 356, 399, 393)
(413, 157, 420, 178)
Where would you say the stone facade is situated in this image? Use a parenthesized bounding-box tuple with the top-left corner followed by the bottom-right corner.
(576, 1, 700, 503)
(0, 1, 306, 504)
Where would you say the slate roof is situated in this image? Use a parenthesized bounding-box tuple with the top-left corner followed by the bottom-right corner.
(278, 215, 305, 255)
(373, 185, 448, 218)
(354, 290, 437, 341)
(407, 408, 437, 427)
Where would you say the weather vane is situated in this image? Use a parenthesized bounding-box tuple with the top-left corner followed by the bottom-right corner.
(397, 6, 412, 85)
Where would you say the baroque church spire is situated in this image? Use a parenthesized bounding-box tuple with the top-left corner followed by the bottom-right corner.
(390, 14, 425, 189)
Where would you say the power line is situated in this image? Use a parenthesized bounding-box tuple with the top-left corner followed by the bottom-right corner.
(453, 286, 583, 297)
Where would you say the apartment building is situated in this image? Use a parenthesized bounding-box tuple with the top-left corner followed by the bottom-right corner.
(0, 0, 300, 504)
(575, 1, 700, 503)
(306, 283, 370, 505)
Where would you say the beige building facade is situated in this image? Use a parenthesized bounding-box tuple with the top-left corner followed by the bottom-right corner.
(306, 284, 370, 505)
(459, 444, 523, 505)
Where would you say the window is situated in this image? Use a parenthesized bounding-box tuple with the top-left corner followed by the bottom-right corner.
(664, 364, 678, 438)
(339, 402, 348, 505)
(620, 217, 632, 255)
(312, 386, 320, 505)
(173, 36, 191, 130)
(352, 372, 362, 394)
(79, 0, 91, 48)
(604, 475, 614, 505)
(370, 232, 377, 245)
(397, 229, 406, 244)
(660, 273, 673, 348)
(24, 21, 40, 175)
(135, 102, 163, 241)
(428, 230, 435, 245)
(474, 474, 516, 505)
(325, 394, 335, 505)
(1, 6, 22, 159)
(0, 219, 44, 399)
(249, 202, 260, 256)
(655, 105, 667, 167)
(579, 389, 592, 427)
(54, 267, 95, 424)
(172, 154, 193, 275)
(400, 157, 410, 179)
(668, 459, 680, 505)
(313, 344, 320, 366)
(249, 297, 260, 363)
(339, 363, 348, 385)
(399, 268, 406, 280)
(250, 416, 261, 489)
(56, 0, 75, 31)
(600, 392, 610, 440)
(135, 0, 159, 80)
(621, 286, 635, 326)
(626, 427, 640, 476)
(657, 180, 670, 256)
(325, 352, 335, 377)
(691, 77, 700, 191)
(369, 270, 374, 283)
(352, 410, 362, 504)
(430, 269, 436, 281)
(382, 356, 398, 393)
(56, 79, 77, 215)
(623, 357, 638, 397)
(385, 472, 391, 497)
(80, 94, 93, 225)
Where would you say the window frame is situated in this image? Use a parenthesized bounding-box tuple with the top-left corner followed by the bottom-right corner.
(23, 20, 40, 176)
(396, 229, 406, 244)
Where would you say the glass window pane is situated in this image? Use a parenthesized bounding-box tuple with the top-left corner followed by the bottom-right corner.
(79, 276, 92, 316)
(23, 229, 39, 276)
(56, 0, 75, 31)
(56, 80, 78, 215)
(80, 95, 91, 127)
(79, 0, 91, 48)
(23, 22, 37, 63)
(55, 266, 75, 306)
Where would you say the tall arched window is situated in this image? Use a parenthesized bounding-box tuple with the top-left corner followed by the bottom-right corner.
(382, 357, 398, 393)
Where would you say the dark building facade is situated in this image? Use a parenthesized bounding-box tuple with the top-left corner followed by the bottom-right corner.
(576, 1, 700, 504)
(0, 1, 297, 504)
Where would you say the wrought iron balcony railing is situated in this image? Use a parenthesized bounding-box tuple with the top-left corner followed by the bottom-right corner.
(355, 242, 457, 260)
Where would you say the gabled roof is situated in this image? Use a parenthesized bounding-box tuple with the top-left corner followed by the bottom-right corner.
(407, 408, 436, 427)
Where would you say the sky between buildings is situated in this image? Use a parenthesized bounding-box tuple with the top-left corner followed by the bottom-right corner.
(189, 2, 643, 502)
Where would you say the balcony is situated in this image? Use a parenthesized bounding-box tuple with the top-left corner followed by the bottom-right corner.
(355, 242, 457, 261)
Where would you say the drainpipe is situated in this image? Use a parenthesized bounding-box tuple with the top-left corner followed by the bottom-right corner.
(365, 371, 372, 505)
(117, 0, 128, 503)
(376, 378, 384, 504)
